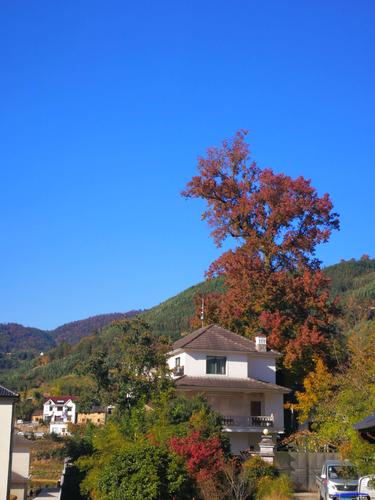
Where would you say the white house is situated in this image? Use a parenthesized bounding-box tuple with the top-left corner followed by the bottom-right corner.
(43, 396, 77, 435)
(0, 384, 19, 500)
(167, 324, 290, 455)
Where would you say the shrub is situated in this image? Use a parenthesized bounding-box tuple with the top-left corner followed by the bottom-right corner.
(255, 474, 294, 500)
(242, 455, 278, 490)
(169, 430, 224, 481)
(97, 443, 195, 500)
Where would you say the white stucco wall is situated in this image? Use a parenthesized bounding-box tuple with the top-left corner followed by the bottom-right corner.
(167, 352, 187, 372)
(44, 400, 76, 423)
(229, 432, 262, 454)
(264, 392, 284, 429)
(248, 355, 276, 383)
(0, 399, 15, 500)
(11, 439, 30, 500)
(169, 350, 249, 378)
(12, 442, 30, 481)
(205, 391, 265, 417)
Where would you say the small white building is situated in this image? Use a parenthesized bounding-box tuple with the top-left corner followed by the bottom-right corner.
(0, 384, 19, 500)
(49, 421, 71, 436)
(167, 324, 290, 455)
(43, 396, 77, 435)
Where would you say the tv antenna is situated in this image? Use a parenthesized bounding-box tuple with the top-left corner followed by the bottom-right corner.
(200, 297, 205, 327)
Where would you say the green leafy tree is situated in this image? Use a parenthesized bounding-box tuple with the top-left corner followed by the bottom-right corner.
(293, 319, 375, 472)
(96, 444, 194, 500)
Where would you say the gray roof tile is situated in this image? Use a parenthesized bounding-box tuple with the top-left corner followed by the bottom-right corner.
(172, 324, 277, 354)
(0, 384, 19, 399)
(175, 375, 290, 393)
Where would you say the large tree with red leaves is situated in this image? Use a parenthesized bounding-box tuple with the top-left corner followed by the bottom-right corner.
(183, 131, 340, 371)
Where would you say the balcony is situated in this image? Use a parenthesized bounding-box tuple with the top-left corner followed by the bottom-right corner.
(221, 415, 274, 429)
(173, 366, 184, 376)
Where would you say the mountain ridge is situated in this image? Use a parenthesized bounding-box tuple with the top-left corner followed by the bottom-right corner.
(0, 312, 142, 361)
(1, 256, 373, 394)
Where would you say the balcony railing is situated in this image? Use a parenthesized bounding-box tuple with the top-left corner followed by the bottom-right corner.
(173, 366, 184, 376)
(221, 415, 274, 428)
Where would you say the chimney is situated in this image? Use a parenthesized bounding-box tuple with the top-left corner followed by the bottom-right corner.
(255, 335, 267, 352)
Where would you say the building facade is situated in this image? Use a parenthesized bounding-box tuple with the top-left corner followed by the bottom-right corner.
(10, 435, 32, 500)
(0, 384, 19, 500)
(43, 396, 77, 424)
(167, 325, 290, 455)
(77, 406, 108, 426)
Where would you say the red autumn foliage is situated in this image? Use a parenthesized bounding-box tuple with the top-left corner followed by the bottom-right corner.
(183, 131, 340, 369)
(169, 430, 224, 481)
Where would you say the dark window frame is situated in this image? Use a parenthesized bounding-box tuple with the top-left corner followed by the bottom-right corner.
(206, 356, 227, 375)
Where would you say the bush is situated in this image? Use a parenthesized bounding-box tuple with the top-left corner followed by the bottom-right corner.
(242, 456, 278, 489)
(255, 474, 294, 500)
(97, 443, 195, 500)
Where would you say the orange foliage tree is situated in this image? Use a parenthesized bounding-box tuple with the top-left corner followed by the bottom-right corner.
(289, 357, 335, 423)
(183, 131, 340, 371)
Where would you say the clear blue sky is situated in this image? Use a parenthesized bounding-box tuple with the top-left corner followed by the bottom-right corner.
(0, 1, 374, 329)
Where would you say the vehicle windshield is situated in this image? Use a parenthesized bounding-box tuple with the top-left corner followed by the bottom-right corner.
(328, 466, 358, 480)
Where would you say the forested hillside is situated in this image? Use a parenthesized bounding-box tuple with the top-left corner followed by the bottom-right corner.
(0, 257, 373, 395)
(141, 278, 224, 338)
(52, 311, 141, 344)
(0, 323, 55, 370)
(0, 312, 140, 370)
(325, 257, 375, 302)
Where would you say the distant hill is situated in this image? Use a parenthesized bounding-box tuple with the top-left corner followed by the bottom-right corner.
(324, 258, 375, 302)
(1, 257, 374, 392)
(52, 312, 141, 344)
(0, 312, 142, 364)
(141, 278, 224, 339)
(0, 323, 55, 354)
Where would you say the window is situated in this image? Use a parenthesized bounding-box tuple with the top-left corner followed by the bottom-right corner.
(57, 406, 63, 411)
(328, 466, 358, 480)
(175, 357, 180, 368)
(206, 356, 226, 375)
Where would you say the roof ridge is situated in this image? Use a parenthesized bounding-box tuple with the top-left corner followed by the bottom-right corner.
(214, 327, 256, 349)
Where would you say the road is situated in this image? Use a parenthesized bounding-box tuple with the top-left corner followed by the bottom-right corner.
(34, 488, 60, 499)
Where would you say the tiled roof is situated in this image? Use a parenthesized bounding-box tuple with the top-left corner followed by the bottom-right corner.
(353, 413, 375, 431)
(175, 375, 290, 393)
(45, 396, 78, 404)
(172, 324, 277, 354)
(0, 384, 19, 399)
(85, 406, 106, 413)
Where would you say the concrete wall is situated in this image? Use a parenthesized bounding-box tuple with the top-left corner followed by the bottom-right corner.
(275, 452, 339, 492)
(11, 442, 30, 500)
(0, 399, 15, 500)
(248, 355, 276, 383)
(12, 449, 30, 481)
